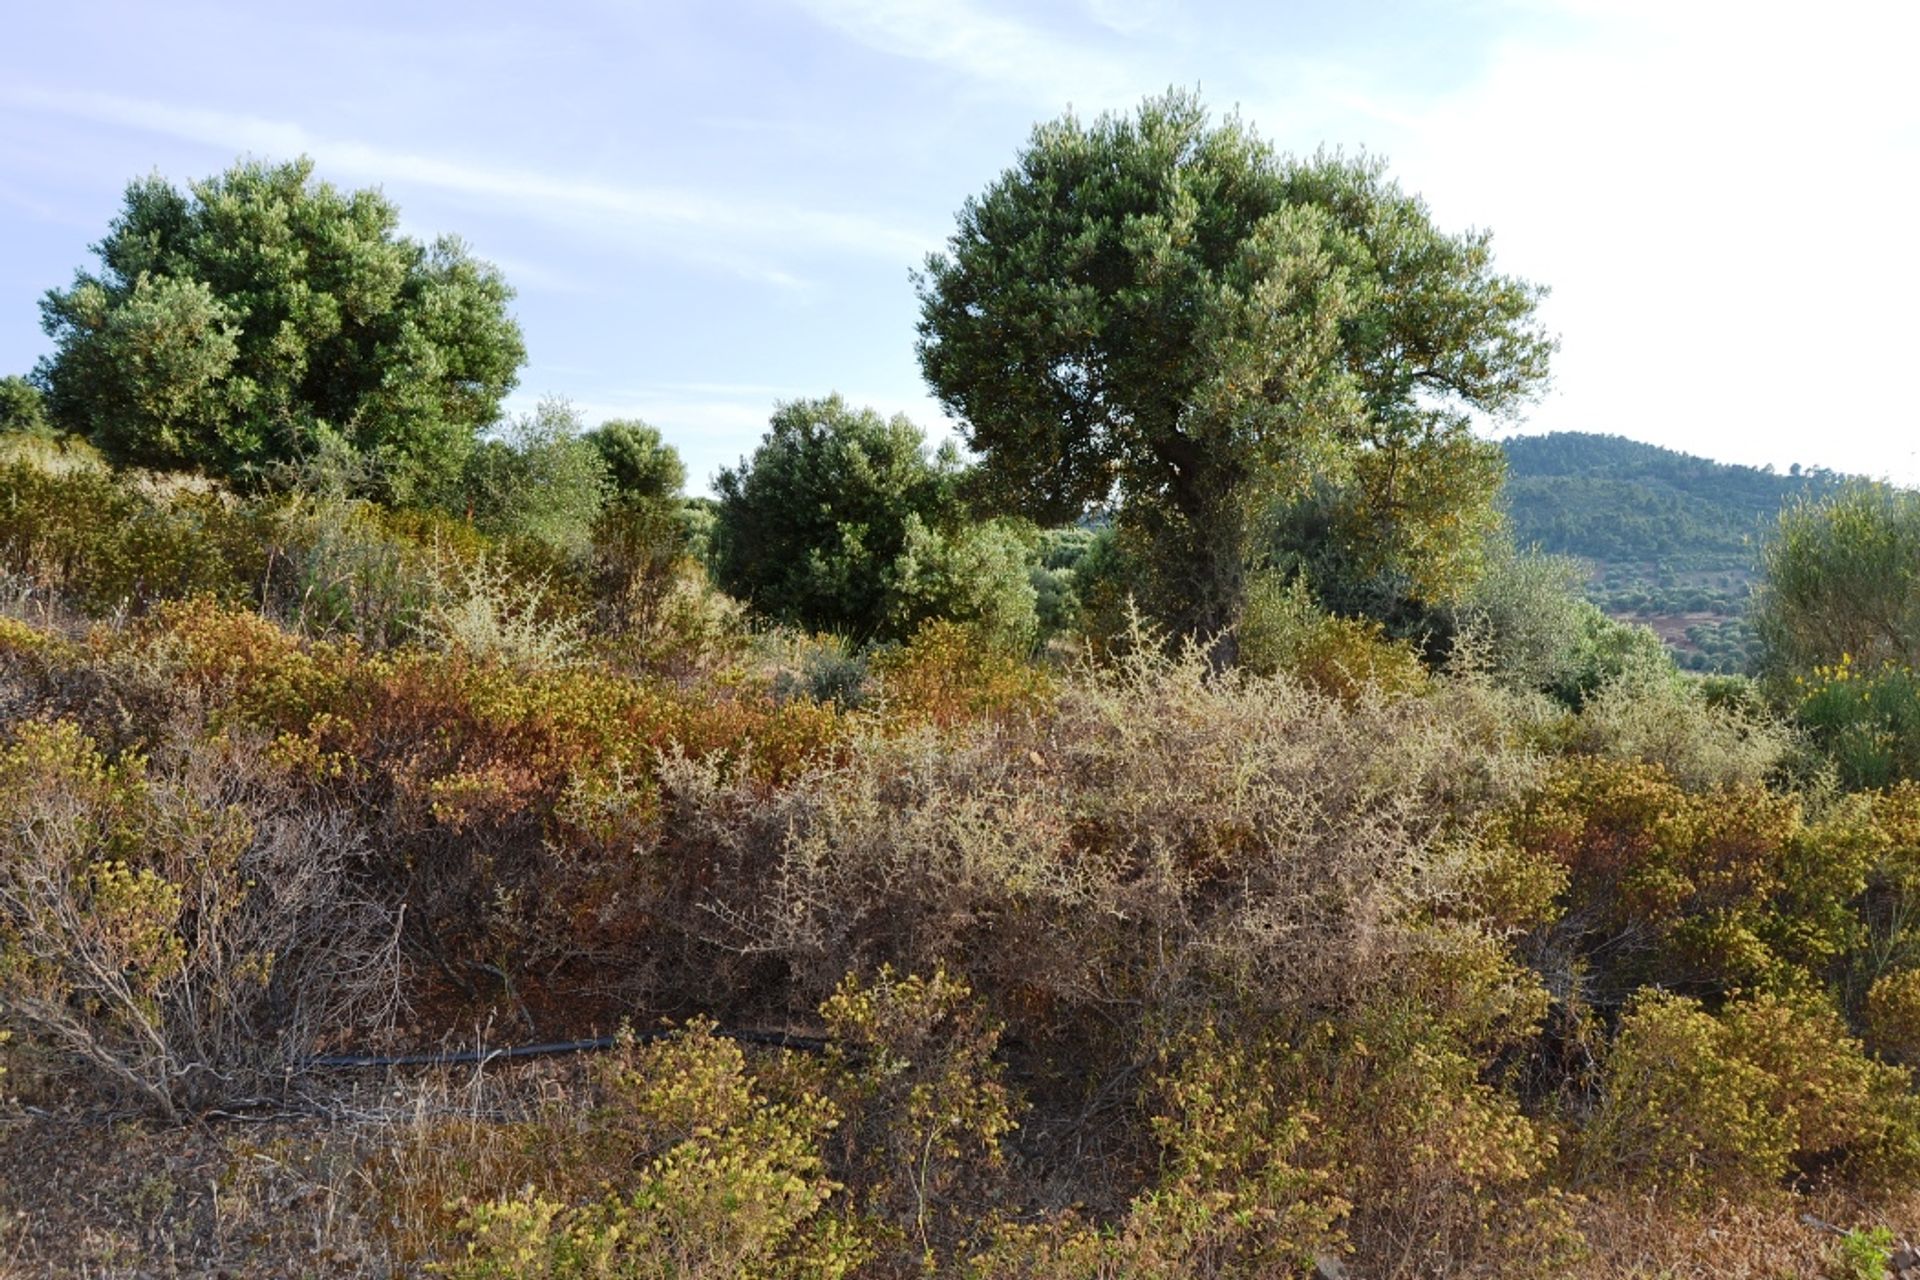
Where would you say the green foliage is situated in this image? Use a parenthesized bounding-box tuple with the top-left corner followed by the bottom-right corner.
(448, 1022, 862, 1280)
(711, 395, 1035, 644)
(1448, 541, 1593, 694)
(585, 419, 686, 504)
(463, 399, 612, 558)
(0, 376, 53, 439)
(1757, 483, 1920, 679)
(36, 157, 524, 500)
(1792, 656, 1920, 790)
(1835, 1226, 1897, 1280)
(1549, 604, 1674, 709)
(918, 90, 1552, 658)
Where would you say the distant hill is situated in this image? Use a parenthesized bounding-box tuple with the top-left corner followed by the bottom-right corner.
(1498, 432, 1848, 672)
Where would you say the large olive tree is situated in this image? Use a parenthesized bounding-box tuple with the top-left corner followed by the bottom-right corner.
(916, 91, 1554, 663)
(36, 157, 525, 503)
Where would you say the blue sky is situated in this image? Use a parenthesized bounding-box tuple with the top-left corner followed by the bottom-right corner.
(3, 0, 1916, 491)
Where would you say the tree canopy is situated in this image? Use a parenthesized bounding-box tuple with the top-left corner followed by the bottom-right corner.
(710, 395, 1036, 646)
(916, 90, 1554, 660)
(585, 418, 686, 504)
(36, 157, 525, 502)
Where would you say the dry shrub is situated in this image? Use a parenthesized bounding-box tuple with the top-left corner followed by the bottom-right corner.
(5, 599, 841, 996)
(423, 554, 588, 671)
(1567, 1191, 1895, 1280)
(1568, 668, 1793, 790)
(0, 718, 400, 1119)
(694, 640, 1536, 1045)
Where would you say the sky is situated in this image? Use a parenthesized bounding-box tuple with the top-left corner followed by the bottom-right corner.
(3, 0, 1917, 491)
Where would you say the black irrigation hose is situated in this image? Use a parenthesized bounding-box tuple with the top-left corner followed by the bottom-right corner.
(303, 1026, 832, 1070)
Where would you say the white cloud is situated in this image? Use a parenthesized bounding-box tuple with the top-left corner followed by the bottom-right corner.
(789, 0, 1143, 108)
(1, 85, 940, 280)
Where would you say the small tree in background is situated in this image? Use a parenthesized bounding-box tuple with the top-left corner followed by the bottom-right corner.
(36, 157, 525, 502)
(463, 399, 611, 558)
(711, 395, 1036, 647)
(0, 375, 54, 439)
(585, 418, 686, 505)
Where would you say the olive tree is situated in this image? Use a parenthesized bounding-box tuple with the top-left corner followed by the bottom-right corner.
(36, 157, 525, 502)
(916, 91, 1553, 663)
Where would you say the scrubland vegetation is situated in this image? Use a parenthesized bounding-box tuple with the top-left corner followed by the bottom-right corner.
(5, 92, 1920, 1278)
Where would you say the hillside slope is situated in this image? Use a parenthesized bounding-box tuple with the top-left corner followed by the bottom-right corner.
(1499, 432, 1846, 671)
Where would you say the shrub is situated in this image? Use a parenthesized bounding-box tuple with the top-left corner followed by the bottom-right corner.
(0, 459, 263, 613)
(463, 399, 612, 559)
(1755, 483, 1920, 679)
(1581, 990, 1918, 1201)
(1502, 758, 1819, 1005)
(258, 493, 447, 647)
(1238, 573, 1430, 701)
(1794, 656, 1920, 790)
(819, 966, 1016, 1268)
(0, 375, 52, 438)
(445, 1021, 864, 1280)
(867, 619, 1053, 728)
(590, 498, 746, 679)
(1569, 666, 1793, 790)
(1865, 968, 1920, 1066)
(0, 719, 399, 1119)
(712, 395, 1034, 644)
(695, 637, 1539, 1090)
(422, 555, 588, 672)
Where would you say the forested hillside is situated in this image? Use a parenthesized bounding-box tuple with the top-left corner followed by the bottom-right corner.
(1502, 432, 1847, 671)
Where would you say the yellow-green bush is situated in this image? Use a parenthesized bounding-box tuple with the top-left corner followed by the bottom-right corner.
(446, 1023, 864, 1280)
(1502, 758, 1815, 1001)
(1866, 968, 1920, 1066)
(1238, 574, 1430, 702)
(867, 618, 1052, 729)
(0, 460, 264, 613)
(1581, 990, 1918, 1201)
(819, 966, 1016, 1269)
